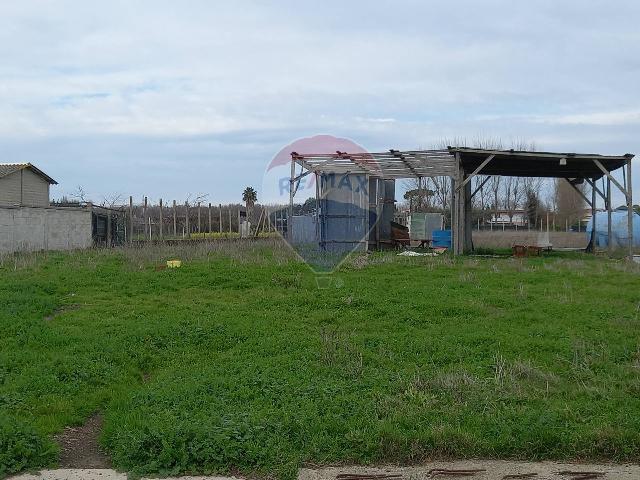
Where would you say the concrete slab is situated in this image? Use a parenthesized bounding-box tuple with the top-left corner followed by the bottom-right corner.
(299, 461, 640, 480)
(9, 462, 640, 480)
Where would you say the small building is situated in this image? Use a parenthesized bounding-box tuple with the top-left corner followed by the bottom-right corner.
(0, 163, 96, 253)
(0, 163, 58, 207)
(489, 209, 528, 227)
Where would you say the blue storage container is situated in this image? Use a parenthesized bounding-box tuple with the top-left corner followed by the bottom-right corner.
(432, 229, 452, 248)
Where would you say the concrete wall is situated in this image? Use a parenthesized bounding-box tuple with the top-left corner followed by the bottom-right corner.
(473, 231, 587, 249)
(0, 205, 92, 254)
(0, 169, 50, 207)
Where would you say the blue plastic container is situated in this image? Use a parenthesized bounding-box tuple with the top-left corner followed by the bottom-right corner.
(432, 229, 452, 248)
(585, 208, 640, 248)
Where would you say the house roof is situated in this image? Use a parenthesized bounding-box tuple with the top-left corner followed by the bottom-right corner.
(0, 163, 58, 184)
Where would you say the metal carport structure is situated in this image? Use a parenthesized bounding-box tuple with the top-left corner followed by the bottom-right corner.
(289, 147, 634, 257)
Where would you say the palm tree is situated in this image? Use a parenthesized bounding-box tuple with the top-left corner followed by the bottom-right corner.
(242, 186, 257, 222)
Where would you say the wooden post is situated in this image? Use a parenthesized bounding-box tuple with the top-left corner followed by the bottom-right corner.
(607, 177, 613, 254)
(106, 210, 112, 247)
(159, 198, 163, 240)
(589, 179, 596, 253)
(129, 195, 133, 244)
(316, 173, 321, 241)
(208, 203, 212, 234)
(546, 212, 550, 234)
(143, 196, 148, 241)
(228, 207, 232, 233)
(266, 206, 273, 233)
(219, 204, 223, 233)
(173, 200, 177, 237)
(185, 202, 190, 238)
(197, 202, 201, 234)
(464, 175, 472, 252)
(450, 176, 457, 253)
(627, 158, 634, 259)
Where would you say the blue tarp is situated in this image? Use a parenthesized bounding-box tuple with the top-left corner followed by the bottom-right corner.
(585, 208, 640, 247)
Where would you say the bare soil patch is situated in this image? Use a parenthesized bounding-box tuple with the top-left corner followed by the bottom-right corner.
(44, 304, 82, 322)
(55, 413, 111, 468)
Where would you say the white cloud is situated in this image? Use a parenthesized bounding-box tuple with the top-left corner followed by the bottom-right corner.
(0, 0, 638, 201)
(536, 110, 640, 126)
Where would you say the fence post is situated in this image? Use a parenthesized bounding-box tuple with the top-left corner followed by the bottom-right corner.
(197, 202, 201, 234)
(159, 198, 163, 240)
(228, 207, 232, 233)
(107, 210, 112, 247)
(173, 200, 177, 237)
(143, 196, 148, 241)
(219, 204, 223, 233)
(208, 203, 212, 234)
(129, 195, 133, 244)
(185, 202, 190, 238)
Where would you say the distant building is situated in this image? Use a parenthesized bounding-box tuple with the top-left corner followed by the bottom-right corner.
(489, 209, 528, 227)
(0, 163, 58, 207)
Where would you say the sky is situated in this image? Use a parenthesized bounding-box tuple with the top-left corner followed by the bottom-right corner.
(1, 1, 639, 205)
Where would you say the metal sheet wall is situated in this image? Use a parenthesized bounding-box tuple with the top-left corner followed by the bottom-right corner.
(319, 173, 369, 252)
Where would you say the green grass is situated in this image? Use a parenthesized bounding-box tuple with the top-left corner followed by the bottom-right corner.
(1, 241, 640, 478)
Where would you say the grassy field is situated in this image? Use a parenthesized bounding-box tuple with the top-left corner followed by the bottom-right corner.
(1, 240, 640, 478)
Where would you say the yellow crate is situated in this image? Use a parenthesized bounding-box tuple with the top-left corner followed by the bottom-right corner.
(166, 260, 182, 268)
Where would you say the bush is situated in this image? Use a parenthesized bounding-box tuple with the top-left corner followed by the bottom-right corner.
(0, 415, 56, 477)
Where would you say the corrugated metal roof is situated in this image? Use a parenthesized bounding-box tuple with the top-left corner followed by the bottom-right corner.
(0, 163, 58, 184)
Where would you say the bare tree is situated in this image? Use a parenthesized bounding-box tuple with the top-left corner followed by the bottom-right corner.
(487, 175, 502, 223)
(101, 193, 123, 208)
(185, 193, 209, 206)
(401, 177, 434, 212)
(429, 176, 451, 211)
(522, 177, 545, 226)
(502, 176, 525, 223)
(70, 185, 88, 203)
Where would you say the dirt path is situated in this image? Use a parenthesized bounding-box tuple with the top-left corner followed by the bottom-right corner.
(54, 413, 111, 469)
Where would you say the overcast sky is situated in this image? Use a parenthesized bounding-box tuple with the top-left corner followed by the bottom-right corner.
(1, 1, 639, 205)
